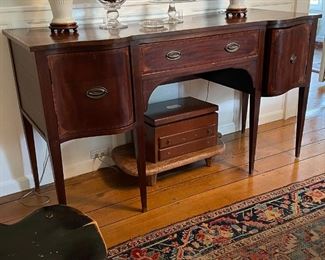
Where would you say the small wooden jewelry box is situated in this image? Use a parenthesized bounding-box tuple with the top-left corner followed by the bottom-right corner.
(144, 97, 219, 163)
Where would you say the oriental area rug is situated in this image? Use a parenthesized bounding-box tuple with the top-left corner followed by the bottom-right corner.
(107, 174, 325, 259)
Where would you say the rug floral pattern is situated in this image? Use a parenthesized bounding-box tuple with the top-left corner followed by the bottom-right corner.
(107, 174, 325, 259)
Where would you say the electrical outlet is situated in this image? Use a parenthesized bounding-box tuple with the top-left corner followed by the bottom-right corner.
(90, 148, 109, 160)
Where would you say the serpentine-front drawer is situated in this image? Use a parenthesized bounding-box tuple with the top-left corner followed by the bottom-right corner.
(48, 48, 134, 140)
(263, 23, 312, 96)
(139, 30, 259, 74)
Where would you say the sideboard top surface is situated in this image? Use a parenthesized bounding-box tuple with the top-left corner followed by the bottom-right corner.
(3, 9, 321, 52)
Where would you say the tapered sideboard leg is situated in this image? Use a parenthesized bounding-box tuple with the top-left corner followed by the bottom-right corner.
(47, 141, 66, 204)
(295, 86, 310, 157)
(241, 92, 249, 134)
(249, 90, 261, 174)
(22, 116, 40, 191)
(133, 124, 148, 212)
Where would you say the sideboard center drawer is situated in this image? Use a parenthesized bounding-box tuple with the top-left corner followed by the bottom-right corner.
(140, 30, 259, 74)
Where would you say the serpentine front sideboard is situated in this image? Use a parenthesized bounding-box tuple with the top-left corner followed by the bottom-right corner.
(3, 9, 321, 212)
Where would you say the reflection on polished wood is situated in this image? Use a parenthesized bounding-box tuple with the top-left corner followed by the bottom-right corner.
(1, 104, 324, 248)
(3, 9, 320, 51)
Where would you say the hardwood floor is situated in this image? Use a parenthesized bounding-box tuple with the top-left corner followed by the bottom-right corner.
(1, 76, 324, 249)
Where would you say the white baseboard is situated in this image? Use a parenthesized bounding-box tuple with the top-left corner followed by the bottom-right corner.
(63, 157, 114, 179)
(258, 110, 284, 125)
(242, 109, 284, 131)
(0, 175, 33, 197)
(219, 122, 237, 135)
(0, 156, 114, 197)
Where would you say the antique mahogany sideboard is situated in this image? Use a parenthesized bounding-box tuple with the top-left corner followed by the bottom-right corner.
(3, 9, 321, 212)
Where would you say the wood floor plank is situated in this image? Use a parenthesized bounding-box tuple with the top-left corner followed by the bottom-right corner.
(86, 140, 325, 228)
(102, 153, 325, 247)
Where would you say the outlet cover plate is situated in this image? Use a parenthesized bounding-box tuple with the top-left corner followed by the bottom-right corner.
(90, 148, 109, 159)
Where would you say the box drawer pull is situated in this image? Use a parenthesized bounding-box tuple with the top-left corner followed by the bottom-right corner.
(86, 87, 108, 99)
(290, 54, 297, 64)
(166, 50, 182, 61)
(225, 42, 240, 53)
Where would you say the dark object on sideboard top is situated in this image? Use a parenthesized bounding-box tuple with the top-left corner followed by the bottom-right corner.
(49, 22, 78, 34)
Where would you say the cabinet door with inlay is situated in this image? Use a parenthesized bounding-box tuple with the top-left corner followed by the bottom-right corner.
(263, 23, 312, 96)
(48, 48, 134, 141)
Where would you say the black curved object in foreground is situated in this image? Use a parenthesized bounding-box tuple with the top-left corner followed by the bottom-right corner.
(0, 205, 107, 260)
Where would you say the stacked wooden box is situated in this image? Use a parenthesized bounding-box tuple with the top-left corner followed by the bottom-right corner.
(144, 97, 219, 163)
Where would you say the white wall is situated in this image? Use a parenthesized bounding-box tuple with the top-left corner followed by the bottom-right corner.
(309, 0, 325, 42)
(0, 0, 300, 196)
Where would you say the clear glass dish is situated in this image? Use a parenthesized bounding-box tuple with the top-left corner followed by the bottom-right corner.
(140, 19, 165, 28)
(150, 0, 195, 24)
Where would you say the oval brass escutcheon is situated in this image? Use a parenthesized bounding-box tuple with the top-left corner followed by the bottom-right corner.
(86, 87, 108, 99)
(225, 42, 240, 53)
(166, 50, 182, 61)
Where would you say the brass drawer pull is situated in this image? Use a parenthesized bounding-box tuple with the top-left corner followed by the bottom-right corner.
(290, 54, 297, 64)
(86, 87, 108, 99)
(166, 50, 182, 61)
(225, 42, 240, 53)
